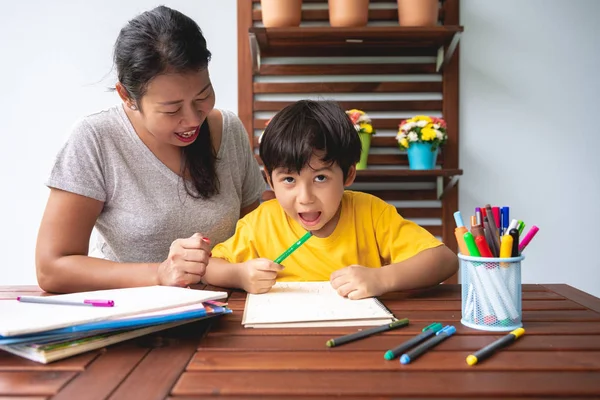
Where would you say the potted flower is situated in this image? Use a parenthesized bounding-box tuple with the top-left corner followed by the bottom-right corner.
(346, 109, 375, 170)
(396, 115, 447, 170)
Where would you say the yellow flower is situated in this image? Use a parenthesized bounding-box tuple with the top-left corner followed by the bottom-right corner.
(413, 115, 432, 123)
(359, 123, 373, 134)
(421, 127, 437, 141)
(399, 138, 409, 148)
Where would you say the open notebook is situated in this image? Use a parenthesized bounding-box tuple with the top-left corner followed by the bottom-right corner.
(242, 282, 395, 328)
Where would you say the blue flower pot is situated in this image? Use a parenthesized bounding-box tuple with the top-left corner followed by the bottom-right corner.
(406, 142, 438, 170)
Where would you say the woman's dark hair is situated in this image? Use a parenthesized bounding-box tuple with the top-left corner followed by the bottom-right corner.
(259, 100, 361, 180)
(114, 5, 218, 199)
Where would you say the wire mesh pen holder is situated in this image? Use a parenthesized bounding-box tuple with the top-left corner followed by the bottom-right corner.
(459, 253, 524, 332)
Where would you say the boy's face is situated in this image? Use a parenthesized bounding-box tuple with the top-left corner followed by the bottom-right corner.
(269, 153, 356, 238)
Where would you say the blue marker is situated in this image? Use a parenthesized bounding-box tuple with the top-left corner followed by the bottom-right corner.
(453, 211, 465, 228)
(400, 325, 456, 364)
(501, 206, 510, 235)
(384, 323, 443, 360)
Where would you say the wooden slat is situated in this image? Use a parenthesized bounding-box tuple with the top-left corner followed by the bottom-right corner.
(0, 396, 48, 400)
(254, 136, 399, 148)
(543, 284, 600, 314)
(223, 308, 600, 324)
(255, 118, 412, 131)
(0, 372, 76, 396)
(262, 46, 438, 58)
(254, 100, 442, 112)
(0, 351, 98, 371)
(397, 208, 441, 219)
(255, 154, 432, 167)
(238, 0, 254, 145)
(107, 337, 200, 400)
(225, 284, 561, 301)
(440, 0, 460, 284)
(253, 81, 442, 93)
(208, 320, 600, 337)
(259, 63, 437, 76)
(52, 344, 150, 400)
(253, 9, 399, 22)
(172, 371, 600, 397)
(187, 350, 600, 372)
(199, 334, 600, 352)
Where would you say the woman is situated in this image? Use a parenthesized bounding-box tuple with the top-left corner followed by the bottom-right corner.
(35, 6, 264, 293)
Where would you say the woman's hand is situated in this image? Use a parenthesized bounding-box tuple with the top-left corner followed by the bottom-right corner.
(239, 258, 283, 294)
(157, 233, 211, 287)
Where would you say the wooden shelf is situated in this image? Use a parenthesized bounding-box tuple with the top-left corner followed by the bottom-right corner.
(354, 168, 462, 182)
(261, 168, 462, 182)
(249, 26, 463, 73)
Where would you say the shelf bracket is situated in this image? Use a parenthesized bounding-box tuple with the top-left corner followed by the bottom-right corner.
(436, 32, 462, 72)
(249, 32, 261, 75)
(437, 175, 460, 200)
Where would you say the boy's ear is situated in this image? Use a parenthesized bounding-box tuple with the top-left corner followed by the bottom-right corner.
(265, 170, 274, 190)
(344, 165, 357, 187)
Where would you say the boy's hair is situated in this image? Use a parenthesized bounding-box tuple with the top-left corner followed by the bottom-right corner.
(259, 100, 362, 180)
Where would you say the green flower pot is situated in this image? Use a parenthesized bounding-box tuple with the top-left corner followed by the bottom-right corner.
(357, 132, 371, 170)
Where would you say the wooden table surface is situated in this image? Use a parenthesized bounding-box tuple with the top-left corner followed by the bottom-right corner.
(1, 283, 600, 399)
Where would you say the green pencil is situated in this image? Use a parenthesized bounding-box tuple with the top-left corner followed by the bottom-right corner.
(274, 231, 312, 264)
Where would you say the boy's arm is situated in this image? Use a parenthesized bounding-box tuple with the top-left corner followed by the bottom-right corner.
(378, 245, 458, 292)
(204, 257, 283, 294)
(203, 257, 245, 289)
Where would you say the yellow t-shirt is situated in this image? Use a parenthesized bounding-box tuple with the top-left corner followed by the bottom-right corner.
(211, 191, 442, 281)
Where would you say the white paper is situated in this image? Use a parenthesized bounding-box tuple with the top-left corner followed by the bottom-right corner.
(242, 282, 394, 328)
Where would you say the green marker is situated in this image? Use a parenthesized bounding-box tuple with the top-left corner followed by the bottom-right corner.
(274, 231, 312, 264)
(384, 322, 443, 360)
(463, 232, 481, 257)
(326, 318, 409, 348)
(517, 220, 525, 235)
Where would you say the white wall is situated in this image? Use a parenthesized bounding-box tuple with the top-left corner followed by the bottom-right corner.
(0, 0, 237, 285)
(1, 0, 599, 298)
(460, 0, 600, 296)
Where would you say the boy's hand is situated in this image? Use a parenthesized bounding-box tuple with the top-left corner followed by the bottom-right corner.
(330, 265, 386, 300)
(240, 258, 283, 294)
(158, 233, 211, 287)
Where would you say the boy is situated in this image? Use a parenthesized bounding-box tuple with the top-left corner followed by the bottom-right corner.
(204, 100, 458, 299)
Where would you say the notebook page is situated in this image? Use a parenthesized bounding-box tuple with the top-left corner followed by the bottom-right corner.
(242, 282, 393, 326)
(0, 286, 227, 337)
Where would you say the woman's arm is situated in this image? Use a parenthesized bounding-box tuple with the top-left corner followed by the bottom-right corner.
(36, 189, 211, 293)
(35, 189, 161, 293)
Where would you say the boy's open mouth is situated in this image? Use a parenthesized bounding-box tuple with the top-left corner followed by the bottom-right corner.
(299, 212, 321, 227)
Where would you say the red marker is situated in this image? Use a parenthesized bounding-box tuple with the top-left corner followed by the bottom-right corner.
(475, 235, 493, 258)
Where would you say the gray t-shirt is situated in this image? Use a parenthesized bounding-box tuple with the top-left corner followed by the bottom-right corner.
(47, 105, 264, 263)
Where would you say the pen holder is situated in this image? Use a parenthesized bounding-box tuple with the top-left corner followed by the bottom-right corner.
(459, 253, 524, 332)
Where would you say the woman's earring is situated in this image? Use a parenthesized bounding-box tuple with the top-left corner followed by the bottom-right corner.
(129, 104, 138, 110)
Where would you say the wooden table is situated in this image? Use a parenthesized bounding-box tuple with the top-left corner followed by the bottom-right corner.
(1, 284, 600, 399)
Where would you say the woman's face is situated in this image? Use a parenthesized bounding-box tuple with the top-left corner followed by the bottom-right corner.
(128, 68, 216, 147)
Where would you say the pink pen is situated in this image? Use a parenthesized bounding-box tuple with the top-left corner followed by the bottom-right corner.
(518, 225, 539, 252)
(17, 296, 115, 307)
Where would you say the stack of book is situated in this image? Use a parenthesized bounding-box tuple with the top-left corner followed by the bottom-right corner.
(0, 285, 230, 363)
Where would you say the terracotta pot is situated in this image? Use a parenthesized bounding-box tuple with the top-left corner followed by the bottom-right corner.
(397, 0, 439, 26)
(328, 0, 369, 28)
(261, 0, 302, 28)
